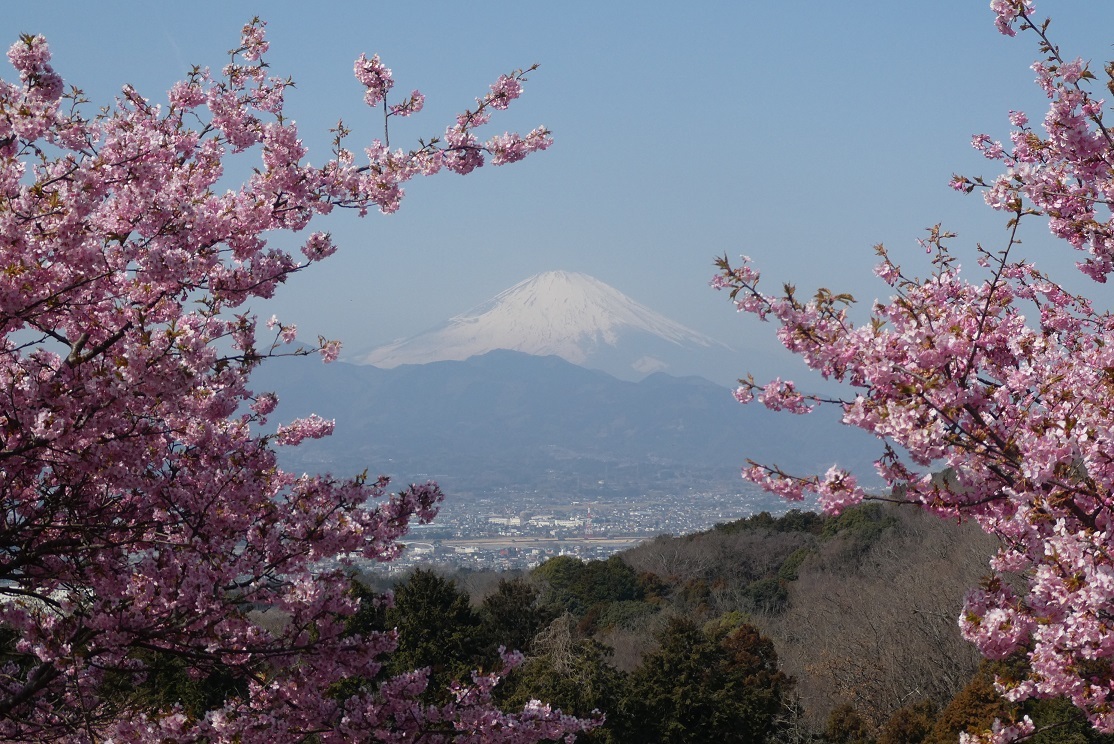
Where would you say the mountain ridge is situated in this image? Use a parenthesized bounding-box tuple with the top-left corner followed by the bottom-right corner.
(254, 349, 881, 493)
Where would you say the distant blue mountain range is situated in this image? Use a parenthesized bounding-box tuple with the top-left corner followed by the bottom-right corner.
(252, 350, 882, 496)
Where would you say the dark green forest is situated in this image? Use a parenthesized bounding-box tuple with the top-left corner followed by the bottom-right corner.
(353, 505, 1114, 743)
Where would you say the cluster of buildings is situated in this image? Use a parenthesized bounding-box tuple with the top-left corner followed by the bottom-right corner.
(361, 483, 799, 574)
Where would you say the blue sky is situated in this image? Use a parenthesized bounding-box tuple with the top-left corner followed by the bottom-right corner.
(7, 2, 1114, 385)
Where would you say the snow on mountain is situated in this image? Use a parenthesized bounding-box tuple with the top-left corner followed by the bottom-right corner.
(357, 271, 731, 380)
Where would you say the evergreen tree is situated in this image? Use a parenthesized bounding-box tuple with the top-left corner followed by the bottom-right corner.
(496, 614, 629, 744)
(626, 616, 791, 743)
(385, 570, 487, 690)
(480, 576, 553, 656)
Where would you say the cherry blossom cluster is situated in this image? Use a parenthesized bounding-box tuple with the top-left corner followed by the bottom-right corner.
(354, 52, 395, 107)
(716, 2, 1114, 740)
(990, 0, 1035, 37)
(960, 1, 1114, 280)
(0, 17, 589, 743)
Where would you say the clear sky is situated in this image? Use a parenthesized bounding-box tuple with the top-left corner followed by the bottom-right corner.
(7, 2, 1114, 385)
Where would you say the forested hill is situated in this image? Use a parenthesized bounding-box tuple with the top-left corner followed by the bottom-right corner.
(361, 505, 1114, 743)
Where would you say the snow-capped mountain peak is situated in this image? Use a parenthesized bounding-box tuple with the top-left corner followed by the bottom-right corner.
(357, 271, 728, 380)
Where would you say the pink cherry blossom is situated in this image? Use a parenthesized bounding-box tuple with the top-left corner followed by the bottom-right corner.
(0, 18, 584, 743)
(319, 338, 342, 363)
(354, 53, 394, 108)
(959, 716, 1036, 744)
(758, 378, 815, 414)
(990, 0, 1035, 37)
(239, 17, 269, 62)
(389, 89, 425, 117)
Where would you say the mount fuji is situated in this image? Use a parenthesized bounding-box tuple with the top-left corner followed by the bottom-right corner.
(357, 271, 733, 381)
